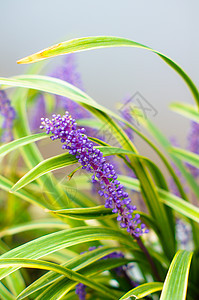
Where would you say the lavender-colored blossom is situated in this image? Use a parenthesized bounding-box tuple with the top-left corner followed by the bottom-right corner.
(40, 112, 148, 237)
(30, 54, 92, 133)
(186, 121, 199, 179)
(120, 98, 134, 142)
(75, 283, 86, 300)
(75, 246, 127, 299)
(176, 218, 192, 250)
(50, 54, 91, 120)
(0, 90, 16, 142)
(103, 250, 125, 276)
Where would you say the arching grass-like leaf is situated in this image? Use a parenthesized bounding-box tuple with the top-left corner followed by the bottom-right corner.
(0, 258, 119, 300)
(16, 36, 199, 106)
(11, 146, 166, 192)
(0, 133, 47, 158)
(170, 147, 199, 169)
(0, 175, 47, 208)
(170, 102, 199, 123)
(119, 282, 163, 299)
(0, 219, 69, 238)
(160, 250, 193, 300)
(49, 206, 114, 220)
(0, 226, 138, 281)
(35, 258, 133, 300)
(11, 152, 77, 192)
(17, 247, 129, 300)
(0, 282, 15, 300)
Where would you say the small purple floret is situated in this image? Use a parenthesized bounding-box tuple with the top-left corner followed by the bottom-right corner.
(41, 112, 148, 237)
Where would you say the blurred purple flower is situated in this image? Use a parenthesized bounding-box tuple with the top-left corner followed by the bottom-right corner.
(30, 54, 91, 131)
(75, 283, 87, 300)
(41, 112, 148, 237)
(169, 137, 188, 197)
(75, 246, 127, 299)
(120, 98, 134, 142)
(0, 90, 16, 142)
(50, 54, 91, 120)
(186, 121, 199, 179)
(176, 218, 192, 249)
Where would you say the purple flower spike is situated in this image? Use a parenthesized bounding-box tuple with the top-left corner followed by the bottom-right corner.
(41, 112, 148, 237)
(0, 90, 16, 142)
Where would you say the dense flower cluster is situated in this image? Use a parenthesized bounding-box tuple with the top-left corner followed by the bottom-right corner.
(41, 112, 148, 237)
(187, 121, 199, 179)
(0, 90, 16, 142)
(75, 246, 126, 299)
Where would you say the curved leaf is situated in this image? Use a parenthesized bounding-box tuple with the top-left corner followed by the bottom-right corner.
(0, 226, 138, 281)
(160, 250, 193, 300)
(170, 147, 199, 169)
(0, 258, 118, 300)
(16, 36, 199, 106)
(0, 219, 69, 238)
(0, 282, 15, 300)
(17, 246, 122, 300)
(0, 175, 47, 209)
(119, 282, 163, 299)
(170, 102, 199, 123)
(11, 146, 166, 193)
(36, 258, 132, 300)
(0, 133, 47, 158)
(49, 206, 114, 220)
(11, 152, 77, 192)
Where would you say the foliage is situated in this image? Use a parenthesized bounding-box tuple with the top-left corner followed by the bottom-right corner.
(0, 36, 198, 300)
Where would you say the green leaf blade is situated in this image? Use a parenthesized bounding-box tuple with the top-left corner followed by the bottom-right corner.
(0, 226, 137, 281)
(170, 102, 199, 123)
(170, 147, 199, 169)
(119, 282, 163, 299)
(0, 133, 47, 158)
(160, 250, 193, 300)
(16, 36, 199, 107)
(50, 206, 114, 220)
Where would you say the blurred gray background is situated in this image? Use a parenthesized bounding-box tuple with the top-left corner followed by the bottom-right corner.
(0, 0, 198, 149)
